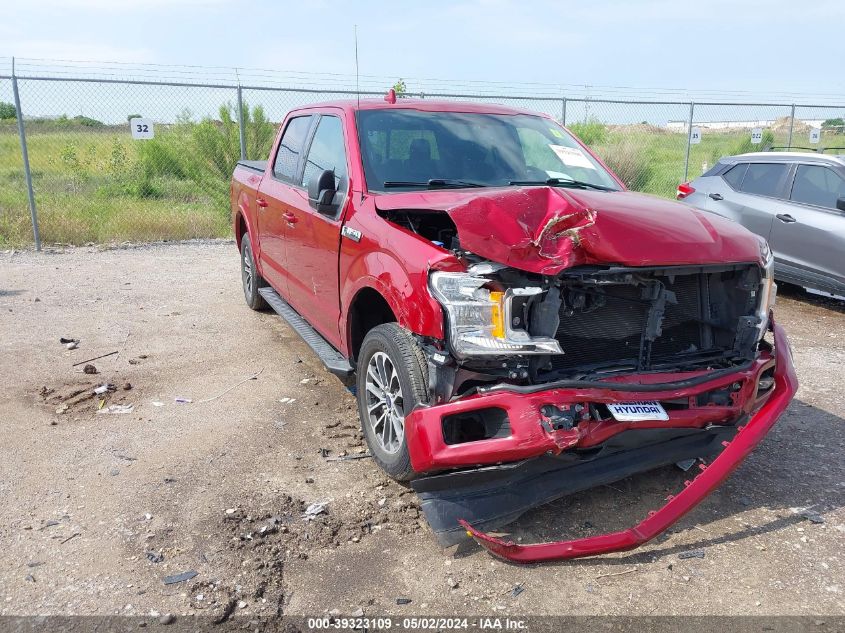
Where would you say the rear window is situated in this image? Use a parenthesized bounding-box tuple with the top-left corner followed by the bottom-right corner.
(739, 163, 787, 197)
(273, 115, 313, 183)
(722, 163, 748, 189)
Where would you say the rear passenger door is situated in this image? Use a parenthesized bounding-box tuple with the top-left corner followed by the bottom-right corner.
(769, 163, 845, 290)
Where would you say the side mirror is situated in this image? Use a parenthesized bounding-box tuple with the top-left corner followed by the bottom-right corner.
(308, 169, 338, 214)
(837, 197, 845, 212)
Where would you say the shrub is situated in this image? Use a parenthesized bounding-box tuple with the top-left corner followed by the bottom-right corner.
(595, 141, 654, 191)
(568, 119, 608, 146)
(732, 129, 775, 155)
(822, 118, 844, 134)
(0, 101, 16, 120)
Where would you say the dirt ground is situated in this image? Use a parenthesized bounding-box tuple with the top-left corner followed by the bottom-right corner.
(0, 241, 843, 619)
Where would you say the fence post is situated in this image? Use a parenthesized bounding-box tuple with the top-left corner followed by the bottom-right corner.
(11, 60, 41, 251)
(236, 84, 247, 161)
(787, 104, 796, 150)
(683, 101, 695, 182)
(561, 97, 567, 126)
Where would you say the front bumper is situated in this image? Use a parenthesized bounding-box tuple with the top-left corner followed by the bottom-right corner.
(409, 321, 797, 562)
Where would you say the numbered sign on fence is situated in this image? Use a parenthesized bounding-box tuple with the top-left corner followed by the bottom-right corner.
(130, 118, 154, 140)
(690, 127, 702, 144)
(751, 128, 763, 144)
(809, 128, 821, 144)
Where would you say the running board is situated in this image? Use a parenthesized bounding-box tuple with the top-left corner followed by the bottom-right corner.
(258, 287, 354, 378)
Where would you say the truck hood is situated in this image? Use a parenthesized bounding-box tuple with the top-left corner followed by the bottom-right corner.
(374, 187, 762, 275)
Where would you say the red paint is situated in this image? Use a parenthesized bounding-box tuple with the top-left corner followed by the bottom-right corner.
(460, 320, 797, 563)
(405, 350, 776, 473)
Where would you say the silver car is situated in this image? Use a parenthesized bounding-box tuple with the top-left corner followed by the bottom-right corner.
(680, 152, 845, 299)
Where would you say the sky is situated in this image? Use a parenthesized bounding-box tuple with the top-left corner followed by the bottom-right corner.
(2, 0, 844, 102)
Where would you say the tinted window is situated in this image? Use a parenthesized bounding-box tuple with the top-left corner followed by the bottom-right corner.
(273, 115, 312, 182)
(722, 163, 748, 189)
(301, 116, 348, 200)
(790, 165, 845, 209)
(740, 163, 787, 197)
(356, 110, 619, 191)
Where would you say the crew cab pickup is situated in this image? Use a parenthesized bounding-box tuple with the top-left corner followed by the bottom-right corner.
(230, 93, 797, 562)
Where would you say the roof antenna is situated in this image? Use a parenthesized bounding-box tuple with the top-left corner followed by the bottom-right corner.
(354, 24, 360, 109)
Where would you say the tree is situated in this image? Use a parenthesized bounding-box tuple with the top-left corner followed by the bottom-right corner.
(127, 113, 142, 121)
(0, 101, 16, 120)
(822, 118, 844, 134)
(392, 79, 407, 98)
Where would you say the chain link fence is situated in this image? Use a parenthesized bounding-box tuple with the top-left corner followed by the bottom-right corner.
(1, 73, 844, 248)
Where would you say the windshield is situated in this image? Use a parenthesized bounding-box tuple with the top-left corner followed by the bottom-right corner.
(356, 109, 620, 192)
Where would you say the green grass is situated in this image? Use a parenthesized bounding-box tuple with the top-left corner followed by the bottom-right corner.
(1, 117, 843, 247)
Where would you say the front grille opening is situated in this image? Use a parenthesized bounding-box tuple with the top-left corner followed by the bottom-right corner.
(442, 407, 510, 445)
(544, 265, 760, 377)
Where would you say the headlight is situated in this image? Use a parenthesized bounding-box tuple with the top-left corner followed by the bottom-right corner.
(756, 241, 777, 339)
(429, 271, 563, 358)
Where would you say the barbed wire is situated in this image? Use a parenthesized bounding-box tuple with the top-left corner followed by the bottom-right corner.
(4, 56, 845, 105)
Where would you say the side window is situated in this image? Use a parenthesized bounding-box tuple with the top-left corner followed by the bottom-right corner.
(272, 115, 313, 183)
(301, 116, 348, 207)
(790, 165, 845, 209)
(722, 163, 748, 190)
(739, 163, 787, 197)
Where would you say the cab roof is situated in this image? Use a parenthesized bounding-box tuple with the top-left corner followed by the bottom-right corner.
(289, 98, 548, 118)
(731, 151, 845, 166)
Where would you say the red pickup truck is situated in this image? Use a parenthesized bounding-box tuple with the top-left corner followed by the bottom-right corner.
(230, 93, 797, 562)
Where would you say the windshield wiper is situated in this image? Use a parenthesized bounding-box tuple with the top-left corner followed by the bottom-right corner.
(508, 177, 617, 192)
(382, 179, 486, 189)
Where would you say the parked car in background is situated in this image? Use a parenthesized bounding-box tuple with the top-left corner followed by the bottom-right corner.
(230, 95, 796, 562)
(679, 152, 845, 299)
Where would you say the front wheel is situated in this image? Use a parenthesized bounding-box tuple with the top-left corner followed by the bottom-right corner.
(356, 323, 429, 481)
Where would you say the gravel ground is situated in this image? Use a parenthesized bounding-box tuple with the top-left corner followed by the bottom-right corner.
(0, 241, 843, 619)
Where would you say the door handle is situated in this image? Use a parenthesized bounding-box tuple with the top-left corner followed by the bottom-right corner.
(708, 193, 723, 201)
(282, 211, 298, 225)
(256, 197, 268, 208)
(776, 213, 796, 223)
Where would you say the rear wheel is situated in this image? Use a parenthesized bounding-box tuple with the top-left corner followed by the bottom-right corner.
(240, 235, 268, 310)
(356, 323, 429, 481)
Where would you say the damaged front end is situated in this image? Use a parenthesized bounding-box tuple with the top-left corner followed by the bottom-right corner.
(402, 228, 793, 560)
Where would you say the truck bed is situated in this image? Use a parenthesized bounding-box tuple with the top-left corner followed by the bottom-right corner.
(237, 160, 267, 173)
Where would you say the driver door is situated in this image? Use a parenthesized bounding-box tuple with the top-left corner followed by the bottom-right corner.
(280, 112, 350, 348)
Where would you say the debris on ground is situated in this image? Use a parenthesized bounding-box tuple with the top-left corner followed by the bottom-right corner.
(175, 397, 192, 404)
(60, 532, 81, 545)
(72, 350, 117, 367)
(82, 364, 97, 375)
(794, 507, 825, 524)
(678, 549, 706, 560)
(193, 368, 264, 404)
(60, 337, 80, 350)
(595, 567, 638, 580)
(146, 551, 164, 563)
(97, 404, 135, 414)
(158, 614, 175, 625)
(278, 397, 296, 404)
(122, 382, 132, 390)
(151, 401, 164, 407)
(303, 500, 329, 519)
(163, 570, 198, 585)
(325, 453, 372, 462)
(396, 598, 412, 605)
(510, 583, 524, 597)
(93, 384, 115, 395)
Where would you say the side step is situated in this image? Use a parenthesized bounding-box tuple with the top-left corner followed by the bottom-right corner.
(258, 287, 354, 378)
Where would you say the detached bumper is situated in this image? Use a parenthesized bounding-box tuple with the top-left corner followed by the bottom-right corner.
(410, 322, 797, 561)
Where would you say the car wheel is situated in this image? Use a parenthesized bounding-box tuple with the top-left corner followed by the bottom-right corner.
(240, 234, 268, 311)
(356, 323, 429, 481)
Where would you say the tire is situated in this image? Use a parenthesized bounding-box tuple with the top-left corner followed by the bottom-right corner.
(356, 323, 429, 481)
(240, 234, 268, 311)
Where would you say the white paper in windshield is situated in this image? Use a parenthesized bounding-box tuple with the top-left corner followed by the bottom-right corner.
(549, 144, 595, 169)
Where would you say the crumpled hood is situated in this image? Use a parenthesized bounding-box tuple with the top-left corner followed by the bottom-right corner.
(374, 187, 762, 275)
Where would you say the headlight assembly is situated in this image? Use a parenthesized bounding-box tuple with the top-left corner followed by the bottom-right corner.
(429, 271, 563, 358)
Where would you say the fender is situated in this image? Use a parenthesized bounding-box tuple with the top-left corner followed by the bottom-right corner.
(234, 192, 267, 278)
